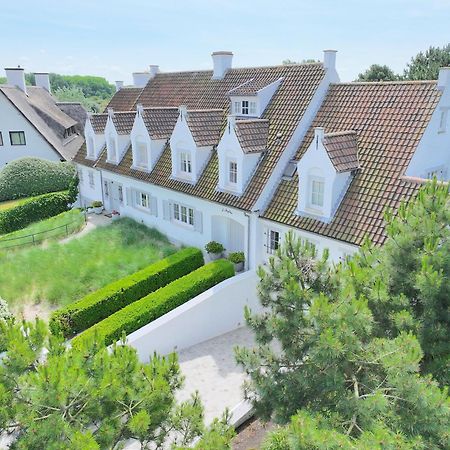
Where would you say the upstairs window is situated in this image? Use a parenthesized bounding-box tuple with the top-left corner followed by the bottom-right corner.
(310, 179, 325, 208)
(267, 229, 280, 255)
(10, 131, 26, 145)
(234, 102, 240, 114)
(229, 161, 238, 184)
(0, 132, 3, 146)
(87, 136, 94, 158)
(180, 152, 192, 174)
(242, 100, 249, 115)
(135, 138, 148, 168)
(108, 135, 117, 162)
(249, 102, 257, 115)
(233, 100, 257, 116)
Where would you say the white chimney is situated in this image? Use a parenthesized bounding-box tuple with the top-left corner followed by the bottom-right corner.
(178, 105, 188, 121)
(314, 127, 324, 149)
(107, 107, 114, 119)
(35, 72, 50, 93)
(132, 72, 151, 88)
(437, 67, 450, 91)
(212, 51, 233, 80)
(323, 50, 337, 70)
(149, 65, 160, 78)
(115, 81, 124, 92)
(5, 67, 27, 94)
(136, 103, 144, 116)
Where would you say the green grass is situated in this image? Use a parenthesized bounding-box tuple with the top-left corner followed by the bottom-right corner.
(0, 198, 24, 212)
(0, 218, 176, 314)
(0, 209, 86, 248)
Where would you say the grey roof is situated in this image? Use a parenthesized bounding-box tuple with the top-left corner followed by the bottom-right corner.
(56, 102, 88, 135)
(0, 85, 86, 160)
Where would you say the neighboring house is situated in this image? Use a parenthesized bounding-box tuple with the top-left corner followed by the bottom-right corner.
(74, 51, 450, 268)
(0, 67, 86, 168)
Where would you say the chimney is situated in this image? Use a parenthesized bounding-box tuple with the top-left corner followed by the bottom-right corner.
(132, 72, 151, 88)
(323, 50, 337, 70)
(107, 107, 114, 119)
(226, 115, 236, 134)
(136, 103, 144, 116)
(437, 67, 450, 91)
(5, 67, 27, 94)
(178, 105, 188, 121)
(211, 51, 233, 80)
(34, 72, 51, 93)
(149, 65, 160, 78)
(115, 81, 124, 92)
(314, 127, 324, 149)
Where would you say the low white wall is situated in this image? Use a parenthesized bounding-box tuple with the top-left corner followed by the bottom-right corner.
(126, 270, 260, 362)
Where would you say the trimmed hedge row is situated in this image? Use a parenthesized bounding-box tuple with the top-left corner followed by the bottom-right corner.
(50, 247, 204, 337)
(0, 157, 76, 202)
(0, 191, 71, 234)
(73, 259, 235, 348)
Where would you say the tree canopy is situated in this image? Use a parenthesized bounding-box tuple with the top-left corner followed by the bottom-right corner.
(404, 44, 450, 80)
(0, 319, 233, 449)
(236, 180, 450, 449)
(357, 64, 398, 81)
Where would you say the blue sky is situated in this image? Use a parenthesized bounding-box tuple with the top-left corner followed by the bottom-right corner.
(1, 0, 450, 83)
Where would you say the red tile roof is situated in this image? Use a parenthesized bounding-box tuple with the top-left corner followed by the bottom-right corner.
(141, 107, 179, 140)
(228, 77, 282, 96)
(185, 109, 223, 147)
(105, 87, 143, 112)
(323, 131, 359, 173)
(89, 113, 108, 134)
(235, 119, 269, 154)
(263, 81, 441, 246)
(111, 111, 136, 134)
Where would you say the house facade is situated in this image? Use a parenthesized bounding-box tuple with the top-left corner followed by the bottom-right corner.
(74, 51, 450, 269)
(0, 68, 86, 168)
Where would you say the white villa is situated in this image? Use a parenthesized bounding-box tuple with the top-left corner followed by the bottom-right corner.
(74, 51, 450, 268)
(0, 68, 86, 168)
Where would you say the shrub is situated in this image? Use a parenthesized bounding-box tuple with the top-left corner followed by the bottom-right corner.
(0, 297, 13, 351)
(0, 157, 76, 202)
(73, 259, 235, 347)
(228, 251, 245, 264)
(205, 241, 224, 254)
(0, 191, 71, 234)
(49, 247, 204, 337)
(91, 200, 103, 208)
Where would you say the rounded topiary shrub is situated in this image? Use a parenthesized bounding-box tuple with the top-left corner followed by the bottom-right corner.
(0, 157, 76, 202)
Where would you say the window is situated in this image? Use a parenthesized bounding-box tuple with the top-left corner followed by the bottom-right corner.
(310, 179, 325, 208)
(234, 101, 240, 114)
(10, 131, 26, 145)
(136, 138, 148, 168)
(87, 136, 94, 158)
(140, 192, 149, 208)
(180, 152, 192, 173)
(118, 185, 123, 203)
(249, 101, 257, 115)
(108, 135, 117, 162)
(439, 109, 448, 133)
(229, 161, 238, 184)
(173, 202, 194, 226)
(103, 181, 109, 197)
(267, 230, 280, 255)
(88, 171, 95, 188)
(242, 100, 249, 115)
(0, 132, 3, 146)
(134, 191, 150, 209)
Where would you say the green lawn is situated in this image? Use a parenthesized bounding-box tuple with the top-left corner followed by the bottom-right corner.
(0, 209, 86, 248)
(0, 198, 24, 211)
(0, 218, 176, 316)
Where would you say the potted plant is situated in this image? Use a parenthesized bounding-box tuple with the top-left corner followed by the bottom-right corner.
(228, 251, 245, 272)
(91, 200, 103, 215)
(111, 210, 120, 221)
(205, 241, 225, 260)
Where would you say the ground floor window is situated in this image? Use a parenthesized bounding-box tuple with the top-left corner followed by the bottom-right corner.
(135, 191, 150, 209)
(88, 171, 95, 188)
(173, 202, 194, 226)
(267, 229, 280, 254)
(118, 185, 123, 203)
(9, 131, 26, 145)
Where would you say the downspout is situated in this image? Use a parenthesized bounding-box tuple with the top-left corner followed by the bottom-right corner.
(244, 211, 251, 270)
(98, 168, 105, 208)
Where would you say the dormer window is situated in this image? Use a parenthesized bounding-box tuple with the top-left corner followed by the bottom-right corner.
(134, 136, 148, 169)
(87, 136, 94, 158)
(233, 100, 257, 116)
(310, 178, 325, 208)
(229, 160, 238, 184)
(107, 135, 117, 162)
(180, 152, 192, 174)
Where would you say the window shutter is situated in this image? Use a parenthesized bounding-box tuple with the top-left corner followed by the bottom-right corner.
(263, 226, 268, 251)
(194, 209, 203, 233)
(150, 196, 158, 216)
(163, 200, 171, 221)
(126, 188, 133, 206)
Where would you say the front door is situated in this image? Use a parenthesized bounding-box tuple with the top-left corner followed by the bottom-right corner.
(211, 216, 245, 253)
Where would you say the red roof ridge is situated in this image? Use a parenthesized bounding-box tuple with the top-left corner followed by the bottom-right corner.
(324, 130, 357, 137)
(335, 80, 437, 86)
(236, 118, 269, 124)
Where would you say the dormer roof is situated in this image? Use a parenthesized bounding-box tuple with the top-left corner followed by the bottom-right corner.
(185, 109, 223, 147)
(235, 119, 269, 154)
(110, 111, 136, 134)
(141, 107, 179, 140)
(322, 130, 359, 173)
(105, 87, 143, 112)
(228, 77, 283, 96)
(89, 113, 108, 134)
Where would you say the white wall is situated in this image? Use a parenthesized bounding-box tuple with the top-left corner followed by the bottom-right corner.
(0, 93, 61, 167)
(126, 270, 261, 361)
(406, 81, 450, 180)
(77, 164, 103, 207)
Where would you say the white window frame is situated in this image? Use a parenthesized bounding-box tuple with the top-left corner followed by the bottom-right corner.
(234, 101, 240, 115)
(87, 136, 95, 158)
(267, 229, 280, 255)
(309, 177, 325, 209)
(173, 202, 194, 227)
(135, 138, 149, 169)
(180, 151, 192, 174)
(229, 160, 238, 184)
(107, 135, 117, 162)
(241, 100, 249, 115)
(438, 109, 448, 133)
(249, 101, 257, 115)
(88, 171, 95, 189)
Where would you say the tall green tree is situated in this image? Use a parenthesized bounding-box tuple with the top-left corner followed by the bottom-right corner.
(404, 44, 450, 80)
(357, 64, 398, 81)
(0, 319, 233, 449)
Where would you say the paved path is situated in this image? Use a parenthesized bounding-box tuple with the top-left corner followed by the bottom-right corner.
(60, 212, 111, 243)
(176, 326, 254, 425)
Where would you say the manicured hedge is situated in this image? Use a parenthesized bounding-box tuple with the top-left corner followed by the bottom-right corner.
(50, 247, 204, 337)
(0, 157, 76, 202)
(73, 259, 235, 348)
(0, 191, 71, 234)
